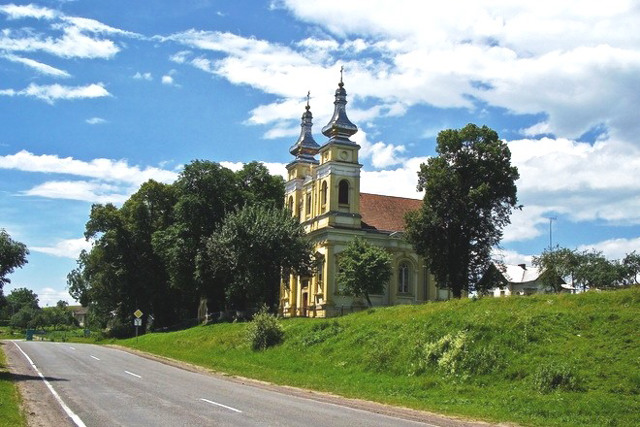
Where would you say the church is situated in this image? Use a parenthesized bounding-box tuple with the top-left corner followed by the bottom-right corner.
(279, 76, 451, 318)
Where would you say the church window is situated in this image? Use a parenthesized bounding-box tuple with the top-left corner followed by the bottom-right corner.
(306, 193, 312, 216)
(338, 180, 349, 205)
(321, 181, 327, 208)
(398, 262, 410, 293)
(287, 196, 293, 212)
(316, 254, 325, 292)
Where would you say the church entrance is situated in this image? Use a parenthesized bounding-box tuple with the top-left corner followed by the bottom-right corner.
(301, 292, 308, 317)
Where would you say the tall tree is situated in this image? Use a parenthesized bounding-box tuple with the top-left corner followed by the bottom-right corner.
(153, 160, 242, 314)
(205, 205, 313, 311)
(336, 238, 392, 307)
(406, 124, 519, 297)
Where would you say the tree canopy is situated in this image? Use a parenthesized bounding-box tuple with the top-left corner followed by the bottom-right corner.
(0, 229, 29, 288)
(67, 160, 289, 330)
(336, 238, 392, 307)
(405, 124, 519, 297)
(205, 204, 313, 311)
(533, 247, 638, 291)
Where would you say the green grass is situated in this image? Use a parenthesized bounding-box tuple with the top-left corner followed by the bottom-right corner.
(115, 288, 640, 427)
(0, 342, 26, 427)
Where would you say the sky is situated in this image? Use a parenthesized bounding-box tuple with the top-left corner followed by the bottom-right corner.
(1, 1, 640, 306)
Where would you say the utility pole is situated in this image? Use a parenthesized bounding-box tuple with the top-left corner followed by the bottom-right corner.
(547, 216, 557, 251)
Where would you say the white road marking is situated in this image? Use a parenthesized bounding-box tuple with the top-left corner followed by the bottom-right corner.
(13, 342, 87, 427)
(69, 346, 76, 350)
(200, 398, 243, 413)
(124, 370, 142, 378)
(90, 355, 100, 361)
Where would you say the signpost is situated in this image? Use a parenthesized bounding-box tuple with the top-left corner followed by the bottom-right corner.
(133, 309, 143, 341)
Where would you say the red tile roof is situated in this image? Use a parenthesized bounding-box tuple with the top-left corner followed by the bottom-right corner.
(360, 193, 422, 232)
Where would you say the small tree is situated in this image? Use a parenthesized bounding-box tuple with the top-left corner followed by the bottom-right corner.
(336, 238, 392, 307)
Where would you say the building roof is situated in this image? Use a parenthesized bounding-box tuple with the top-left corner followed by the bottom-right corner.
(498, 264, 543, 284)
(360, 193, 422, 232)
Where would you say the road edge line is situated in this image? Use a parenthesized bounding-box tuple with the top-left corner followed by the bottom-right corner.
(12, 341, 87, 427)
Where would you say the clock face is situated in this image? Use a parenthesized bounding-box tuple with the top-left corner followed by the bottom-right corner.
(339, 150, 348, 160)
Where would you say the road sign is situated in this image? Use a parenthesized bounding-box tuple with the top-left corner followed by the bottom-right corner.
(134, 318, 142, 326)
(134, 309, 143, 318)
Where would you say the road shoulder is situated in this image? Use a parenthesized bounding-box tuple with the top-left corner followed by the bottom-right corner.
(3, 341, 74, 427)
(112, 344, 514, 427)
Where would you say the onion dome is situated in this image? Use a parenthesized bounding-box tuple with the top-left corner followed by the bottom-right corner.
(321, 68, 358, 142)
(289, 92, 320, 164)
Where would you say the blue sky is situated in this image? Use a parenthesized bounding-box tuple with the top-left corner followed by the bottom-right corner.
(2, 1, 640, 306)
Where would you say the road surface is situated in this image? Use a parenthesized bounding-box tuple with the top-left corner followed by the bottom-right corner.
(4, 340, 497, 427)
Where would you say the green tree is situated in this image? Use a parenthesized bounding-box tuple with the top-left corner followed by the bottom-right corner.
(205, 205, 313, 311)
(406, 124, 519, 297)
(6, 287, 39, 313)
(153, 160, 242, 315)
(236, 161, 285, 209)
(0, 229, 29, 296)
(622, 251, 640, 285)
(336, 238, 392, 307)
(573, 250, 625, 290)
(72, 180, 179, 328)
(533, 247, 578, 292)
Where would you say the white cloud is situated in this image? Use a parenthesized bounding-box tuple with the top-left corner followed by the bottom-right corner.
(578, 237, 640, 260)
(492, 248, 534, 267)
(0, 26, 121, 59)
(1, 53, 70, 77)
(31, 237, 92, 259)
(160, 2, 640, 149)
(161, 74, 174, 85)
(37, 287, 73, 307)
(0, 6, 141, 61)
(0, 150, 178, 186)
(219, 161, 288, 179)
(24, 180, 130, 204)
(133, 72, 152, 81)
(360, 156, 427, 199)
(86, 117, 107, 125)
(0, 3, 57, 20)
(0, 83, 110, 103)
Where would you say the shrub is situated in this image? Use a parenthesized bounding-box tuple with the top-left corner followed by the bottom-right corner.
(300, 320, 342, 346)
(247, 307, 284, 351)
(533, 363, 582, 393)
(415, 330, 502, 377)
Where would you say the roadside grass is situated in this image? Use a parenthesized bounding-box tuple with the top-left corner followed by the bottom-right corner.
(116, 288, 640, 427)
(0, 342, 26, 427)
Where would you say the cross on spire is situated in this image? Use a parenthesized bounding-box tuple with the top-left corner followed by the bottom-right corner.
(340, 65, 344, 83)
(306, 90, 311, 109)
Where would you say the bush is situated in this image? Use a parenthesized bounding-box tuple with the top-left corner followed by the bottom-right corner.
(415, 330, 501, 377)
(247, 307, 284, 351)
(533, 363, 582, 393)
(300, 320, 342, 346)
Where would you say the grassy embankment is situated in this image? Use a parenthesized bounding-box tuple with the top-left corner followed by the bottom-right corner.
(0, 339, 26, 427)
(117, 288, 640, 427)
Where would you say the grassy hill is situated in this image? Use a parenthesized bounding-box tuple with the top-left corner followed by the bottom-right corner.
(119, 287, 640, 427)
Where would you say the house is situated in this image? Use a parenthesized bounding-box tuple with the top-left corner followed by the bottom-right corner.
(483, 263, 566, 297)
(279, 77, 449, 318)
(69, 306, 88, 327)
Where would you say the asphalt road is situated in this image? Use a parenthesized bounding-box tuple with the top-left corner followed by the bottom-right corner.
(6, 341, 494, 427)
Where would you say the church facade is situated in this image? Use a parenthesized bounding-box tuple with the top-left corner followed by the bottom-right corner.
(280, 78, 451, 318)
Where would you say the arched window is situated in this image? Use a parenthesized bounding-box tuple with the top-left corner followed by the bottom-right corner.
(398, 262, 410, 293)
(338, 180, 349, 205)
(287, 196, 293, 212)
(306, 193, 312, 216)
(321, 181, 327, 208)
